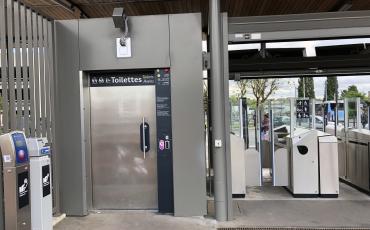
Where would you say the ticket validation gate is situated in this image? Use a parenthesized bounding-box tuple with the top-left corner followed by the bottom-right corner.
(91, 85, 157, 210)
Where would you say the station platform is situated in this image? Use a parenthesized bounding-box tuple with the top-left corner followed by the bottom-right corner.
(54, 183, 370, 230)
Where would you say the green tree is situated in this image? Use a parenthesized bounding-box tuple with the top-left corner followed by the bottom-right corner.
(236, 80, 248, 99)
(229, 94, 239, 105)
(249, 79, 279, 108)
(298, 77, 315, 98)
(326, 77, 338, 101)
(340, 85, 366, 99)
(247, 98, 257, 109)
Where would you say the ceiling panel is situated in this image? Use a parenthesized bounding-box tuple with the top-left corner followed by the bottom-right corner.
(351, 0, 370, 10)
(18, 0, 370, 28)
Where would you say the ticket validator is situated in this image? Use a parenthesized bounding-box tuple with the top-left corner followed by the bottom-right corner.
(28, 138, 52, 230)
(0, 131, 31, 230)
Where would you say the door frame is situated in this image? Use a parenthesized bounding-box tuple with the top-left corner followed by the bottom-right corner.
(80, 69, 175, 213)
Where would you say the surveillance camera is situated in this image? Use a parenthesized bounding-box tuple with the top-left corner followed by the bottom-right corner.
(112, 8, 129, 47)
(112, 8, 127, 30)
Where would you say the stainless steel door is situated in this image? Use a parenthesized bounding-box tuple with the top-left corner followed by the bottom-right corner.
(91, 86, 157, 210)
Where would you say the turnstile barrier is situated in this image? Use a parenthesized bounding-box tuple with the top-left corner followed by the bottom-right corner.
(0, 131, 31, 230)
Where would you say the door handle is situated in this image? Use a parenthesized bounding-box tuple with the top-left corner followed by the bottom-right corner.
(140, 117, 150, 159)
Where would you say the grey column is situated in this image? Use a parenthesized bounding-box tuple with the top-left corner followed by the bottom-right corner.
(209, 0, 229, 221)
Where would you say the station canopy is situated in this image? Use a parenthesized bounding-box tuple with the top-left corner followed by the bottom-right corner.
(19, 0, 370, 29)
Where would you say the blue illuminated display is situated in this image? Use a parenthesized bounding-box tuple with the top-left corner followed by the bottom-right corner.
(11, 133, 29, 164)
(40, 147, 50, 155)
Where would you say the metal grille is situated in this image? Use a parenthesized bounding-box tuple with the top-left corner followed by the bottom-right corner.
(0, 0, 57, 212)
(0, 0, 54, 139)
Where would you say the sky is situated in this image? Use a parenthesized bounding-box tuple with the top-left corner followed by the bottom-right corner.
(227, 38, 370, 99)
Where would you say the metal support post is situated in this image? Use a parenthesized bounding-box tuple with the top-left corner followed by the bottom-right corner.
(311, 99, 316, 130)
(290, 98, 295, 136)
(210, 0, 229, 221)
(344, 98, 349, 131)
(356, 97, 361, 129)
(239, 98, 244, 139)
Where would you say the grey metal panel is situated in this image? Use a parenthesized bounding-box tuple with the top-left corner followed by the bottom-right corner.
(229, 10, 370, 24)
(20, 5, 29, 136)
(91, 86, 158, 209)
(0, 1, 4, 227)
(78, 16, 170, 71)
(37, 15, 43, 136)
(7, 0, 16, 130)
(44, 18, 51, 140)
(39, 18, 47, 137)
(27, 9, 35, 137)
(40, 18, 47, 138)
(357, 144, 369, 190)
(0, 0, 9, 132)
(47, 22, 54, 142)
(229, 11, 370, 33)
(228, 11, 370, 42)
(32, 12, 40, 137)
(48, 21, 59, 213)
(222, 12, 233, 221)
(169, 13, 206, 216)
(347, 142, 356, 184)
(54, 20, 87, 216)
(338, 140, 346, 178)
(13, 1, 22, 130)
(230, 27, 370, 43)
(82, 73, 92, 211)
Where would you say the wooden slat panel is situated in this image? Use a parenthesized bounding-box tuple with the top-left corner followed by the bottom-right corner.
(14, 1, 23, 130)
(7, 0, 16, 130)
(27, 8, 36, 137)
(31, 6, 75, 20)
(0, 0, 9, 132)
(351, 0, 370, 10)
(17, 0, 370, 23)
(22, 0, 54, 6)
(20, 4, 29, 135)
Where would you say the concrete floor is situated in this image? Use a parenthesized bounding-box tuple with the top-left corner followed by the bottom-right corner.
(55, 183, 370, 230)
(241, 182, 370, 201)
(54, 211, 217, 230)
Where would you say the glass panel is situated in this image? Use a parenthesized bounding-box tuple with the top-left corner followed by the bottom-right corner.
(247, 105, 256, 148)
(337, 100, 345, 127)
(360, 100, 369, 129)
(347, 99, 358, 129)
(259, 102, 271, 184)
(230, 100, 241, 136)
(324, 101, 337, 131)
(314, 99, 325, 131)
(295, 98, 311, 129)
(270, 99, 291, 146)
